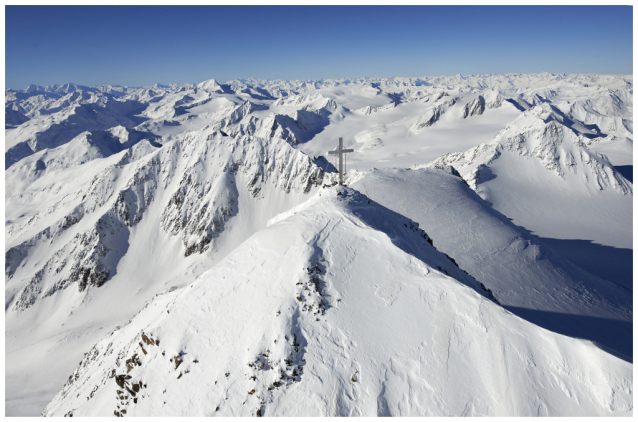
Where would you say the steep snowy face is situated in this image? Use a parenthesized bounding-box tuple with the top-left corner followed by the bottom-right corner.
(6, 127, 159, 196)
(5, 106, 30, 127)
(42, 188, 632, 417)
(460, 95, 485, 118)
(196, 78, 224, 93)
(5, 129, 326, 416)
(6, 130, 324, 313)
(252, 92, 341, 144)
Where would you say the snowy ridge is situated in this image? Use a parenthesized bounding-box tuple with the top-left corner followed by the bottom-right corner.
(208, 97, 340, 145)
(6, 130, 324, 312)
(425, 105, 632, 194)
(5, 96, 151, 168)
(6, 127, 158, 196)
(561, 89, 633, 139)
(411, 96, 457, 132)
(196, 78, 224, 93)
(42, 187, 631, 417)
(216, 73, 632, 97)
(354, 102, 396, 115)
(461, 95, 486, 118)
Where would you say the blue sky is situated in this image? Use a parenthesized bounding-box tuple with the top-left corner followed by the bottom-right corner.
(5, 5, 633, 89)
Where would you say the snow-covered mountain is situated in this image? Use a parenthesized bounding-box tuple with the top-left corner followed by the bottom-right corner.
(42, 188, 631, 417)
(421, 103, 633, 287)
(5, 73, 633, 416)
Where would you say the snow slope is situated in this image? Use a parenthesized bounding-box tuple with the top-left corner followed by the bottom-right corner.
(352, 168, 632, 360)
(420, 105, 633, 294)
(42, 187, 632, 417)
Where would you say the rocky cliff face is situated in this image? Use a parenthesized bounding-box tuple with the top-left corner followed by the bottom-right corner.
(411, 97, 457, 132)
(461, 95, 486, 118)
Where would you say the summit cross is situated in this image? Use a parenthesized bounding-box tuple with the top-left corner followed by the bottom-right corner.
(328, 137, 354, 186)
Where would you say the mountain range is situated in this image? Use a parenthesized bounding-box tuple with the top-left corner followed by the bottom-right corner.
(5, 73, 633, 416)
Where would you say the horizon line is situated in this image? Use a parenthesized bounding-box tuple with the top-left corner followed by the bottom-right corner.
(7, 72, 634, 91)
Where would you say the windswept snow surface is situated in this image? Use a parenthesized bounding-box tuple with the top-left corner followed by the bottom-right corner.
(5, 73, 633, 415)
(352, 168, 632, 360)
(43, 188, 632, 417)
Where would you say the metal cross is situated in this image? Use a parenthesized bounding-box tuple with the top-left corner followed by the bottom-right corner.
(328, 137, 354, 185)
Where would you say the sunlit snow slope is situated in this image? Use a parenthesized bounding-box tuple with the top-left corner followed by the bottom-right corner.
(352, 168, 631, 360)
(43, 188, 631, 417)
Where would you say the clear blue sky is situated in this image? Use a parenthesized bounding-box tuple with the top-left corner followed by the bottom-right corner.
(5, 5, 633, 89)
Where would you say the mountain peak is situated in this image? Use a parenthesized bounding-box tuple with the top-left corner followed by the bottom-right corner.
(42, 184, 632, 417)
(196, 78, 223, 93)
